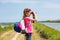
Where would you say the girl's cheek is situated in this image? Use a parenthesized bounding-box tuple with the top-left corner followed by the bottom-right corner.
(26, 14, 28, 16)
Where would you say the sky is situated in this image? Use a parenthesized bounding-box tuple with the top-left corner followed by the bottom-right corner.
(0, 0, 60, 22)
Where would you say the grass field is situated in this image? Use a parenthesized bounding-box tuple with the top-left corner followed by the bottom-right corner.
(33, 22, 60, 40)
(0, 22, 60, 40)
(0, 25, 13, 35)
(0, 23, 44, 40)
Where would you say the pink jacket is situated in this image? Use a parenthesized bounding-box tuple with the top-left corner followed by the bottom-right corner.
(24, 17, 33, 33)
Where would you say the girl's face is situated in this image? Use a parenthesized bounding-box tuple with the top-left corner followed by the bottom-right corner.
(25, 11, 31, 17)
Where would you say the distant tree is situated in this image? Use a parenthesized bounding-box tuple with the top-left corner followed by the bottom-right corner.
(46, 20, 51, 22)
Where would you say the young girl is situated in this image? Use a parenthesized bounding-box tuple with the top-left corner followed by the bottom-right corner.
(23, 8, 37, 40)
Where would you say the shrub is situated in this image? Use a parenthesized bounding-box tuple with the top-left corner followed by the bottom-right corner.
(40, 30, 50, 39)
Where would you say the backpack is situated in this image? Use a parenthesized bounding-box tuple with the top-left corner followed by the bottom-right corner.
(14, 20, 26, 34)
(14, 22, 21, 33)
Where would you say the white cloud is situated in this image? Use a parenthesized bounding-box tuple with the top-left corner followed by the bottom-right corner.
(43, 2, 60, 8)
(0, 0, 40, 3)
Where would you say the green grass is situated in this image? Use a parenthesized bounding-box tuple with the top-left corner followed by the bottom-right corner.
(33, 22, 60, 40)
(0, 25, 13, 35)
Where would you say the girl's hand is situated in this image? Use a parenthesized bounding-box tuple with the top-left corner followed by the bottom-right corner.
(30, 12, 34, 15)
(30, 11, 37, 23)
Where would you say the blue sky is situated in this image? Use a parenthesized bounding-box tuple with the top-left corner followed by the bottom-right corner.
(0, 0, 60, 22)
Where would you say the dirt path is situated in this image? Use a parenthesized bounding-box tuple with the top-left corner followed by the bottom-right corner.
(0, 29, 45, 40)
(32, 29, 44, 40)
(0, 30, 13, 38)
(12, 33, 20, 40)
